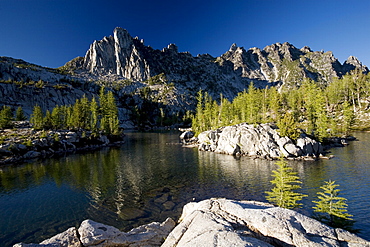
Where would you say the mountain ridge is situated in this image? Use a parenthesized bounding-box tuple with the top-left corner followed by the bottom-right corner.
(0, 27, 369, 128)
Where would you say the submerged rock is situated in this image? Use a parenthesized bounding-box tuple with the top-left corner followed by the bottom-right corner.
(197, 123, 324, 159)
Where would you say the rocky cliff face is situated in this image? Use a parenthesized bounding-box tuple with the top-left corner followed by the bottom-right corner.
(83, 28, 151, 81)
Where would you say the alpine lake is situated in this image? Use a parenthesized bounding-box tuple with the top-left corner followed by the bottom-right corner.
(1, 131, 370, 246)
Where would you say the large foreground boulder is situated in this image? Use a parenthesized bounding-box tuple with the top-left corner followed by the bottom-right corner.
(13, 218, 175, 247)
(162, 198, 370, 247)
(198, 123, 323, 159)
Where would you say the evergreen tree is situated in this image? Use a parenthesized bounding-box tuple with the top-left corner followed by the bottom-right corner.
(30, 105, 44, 130)
(265, 158, 307, 209)
(0, 105, 14, 129)
(300, 79, 318, 135)
(99, 86, 109, 133)
(43, 110, 53, 130)
(65, 105, 74, 129)
(245, 82, 261, 124)
(277, 111, 300, 141)
(15, 106, 27, 121)
(313, 180, 355, 231)
(267, 87, 281, 122)
(90, 97, 99, 136)
(219, 96, 233, 127)
(99, 87, 120, 135)
(313, 180, 352, 219)
(71, 99, 83, 129)
(106, 91, 120, 135)
(342, 100, 354, 135)
(192, 90, 205, 135)
(80, 94, 91, 129)
(313, 90, 329, 141)
(51, 106, 62, 129)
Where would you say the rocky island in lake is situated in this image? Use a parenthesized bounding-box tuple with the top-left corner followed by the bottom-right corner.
(181, 123, 354, 160)
(195, 123, 324, 159)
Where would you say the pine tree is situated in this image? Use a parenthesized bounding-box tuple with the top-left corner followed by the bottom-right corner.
(51, 106, 62, 129)
(266, 158, 307, 209)
(15, 106, 27, 121)
(342, 100, 354, 135)
(0, 105, 14, 129)
(80, 94, 90, 129)
(192, 90, 205, 135)
(277, 111, 300, 141)
(65, 105, 74, 129)
(90, 97, 99, 136)
(245, 82, 261, 124)
(99, 86, 109, 134)
(106, 91, 120, 135)
(43, 110, 53, 130)
(71, 99, 83, 129)
(267, 87, 281, 123)
(30, 105, 44, 130)
(99, 87, 120, 135)
(312, 180, 355, 231)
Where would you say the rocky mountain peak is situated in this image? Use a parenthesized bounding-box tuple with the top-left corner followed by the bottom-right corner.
(82, 27, 151, 80)
(263, 42, 303, 61)
(300, 46, 312, 53)
(113, 27, 133, 50)
(162, 43, 178, 53)
(343, 56, 369, 73)
(229, 43, 238, 52)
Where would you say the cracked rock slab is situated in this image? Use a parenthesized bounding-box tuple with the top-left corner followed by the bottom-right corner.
(162, 198, 370, 247)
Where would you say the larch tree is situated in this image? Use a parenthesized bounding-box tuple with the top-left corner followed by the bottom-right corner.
(0, 105, 14, 129)
(106, 91, 120, 135)
(265, 158, 307, 209)
(30, 105, 44, 130)
(43, 110, 53, 130)
(312, 180, 355, 231)
(15, 106, 27, 121)
(51, 106, 62, 130)
(90, 97, 99, 136)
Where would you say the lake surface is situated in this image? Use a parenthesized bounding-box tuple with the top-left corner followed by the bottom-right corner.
(1, 131, 370, 246)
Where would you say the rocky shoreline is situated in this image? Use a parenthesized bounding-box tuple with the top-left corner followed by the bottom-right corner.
(181, 123, 354, 160)
(0, 124, 124, 166)
(14, 198, 370, 247)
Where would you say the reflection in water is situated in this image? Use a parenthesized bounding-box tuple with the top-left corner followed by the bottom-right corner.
(1, 131, 370, 245)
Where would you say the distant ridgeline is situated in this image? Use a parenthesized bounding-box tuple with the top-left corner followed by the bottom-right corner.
(0, 27, 369, 130)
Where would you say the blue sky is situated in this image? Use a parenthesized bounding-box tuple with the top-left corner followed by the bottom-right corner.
(1, 0, 369, 68)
